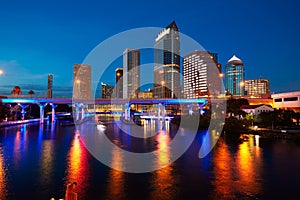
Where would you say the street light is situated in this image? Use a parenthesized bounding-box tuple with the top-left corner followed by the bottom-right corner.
(0, 69, 3, 75)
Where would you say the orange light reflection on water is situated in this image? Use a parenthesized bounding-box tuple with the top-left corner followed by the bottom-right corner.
(65, 131, 90, 197)
(211, 135, 262, 199)
(0, 147, 7, 200)
(150, 128, 177, 200)
(105, 145, 125, 199)
(236, 135, 262, 196)
(210, 140, 234, 199)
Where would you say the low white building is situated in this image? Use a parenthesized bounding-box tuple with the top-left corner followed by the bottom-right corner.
(241, 104, 274, 115)
(272, 91, 300, 112)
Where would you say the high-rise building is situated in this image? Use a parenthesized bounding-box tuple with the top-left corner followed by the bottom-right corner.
(73, 64, 91, 99)
(101, 83, 114, 99)
(183, 51, 222, 98)
(123, 48, 140, 99)
(153, 21, 180, 98)
(225, 55, 245, 96)
(46, 74, 53, 98)
(115, 68, 123, 98)
(245, 78, 270, 96)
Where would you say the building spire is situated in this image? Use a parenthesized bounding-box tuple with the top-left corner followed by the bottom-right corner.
(227, 55, 242, 63)
(166, 20, 178, 31)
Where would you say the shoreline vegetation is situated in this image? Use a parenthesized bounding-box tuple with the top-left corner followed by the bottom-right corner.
(171, 114, 300, 143)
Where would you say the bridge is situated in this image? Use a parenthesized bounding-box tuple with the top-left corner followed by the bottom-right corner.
(0, 97, 207, 123)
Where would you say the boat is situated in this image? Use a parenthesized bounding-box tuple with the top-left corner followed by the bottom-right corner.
(97, 120, 106, 131)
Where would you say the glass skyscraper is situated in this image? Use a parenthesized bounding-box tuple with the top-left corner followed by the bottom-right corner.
(123, 48, 140, 99)
(225, 55, 245, 96)
(153, 21, 180, 98)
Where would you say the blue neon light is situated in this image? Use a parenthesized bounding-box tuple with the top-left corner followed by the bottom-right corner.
(1, 98, 39, 104)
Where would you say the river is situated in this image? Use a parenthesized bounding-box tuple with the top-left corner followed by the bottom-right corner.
(0, 119, 299, 199)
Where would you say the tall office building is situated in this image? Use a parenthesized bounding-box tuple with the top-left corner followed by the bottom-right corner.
(225, 55, 245, 96)
(73, 64, 91, 99)
(46, 74, 53, 98)
(153, 21, 180, 98)
(115, 68, 123, 98)
(245, 78, 270, 96)
(123, 48, 140, 99)
(183, 51, 222, 98)
(101, 83, 114, 99)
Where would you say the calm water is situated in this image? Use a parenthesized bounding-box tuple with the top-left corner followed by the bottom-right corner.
(0, 120, 300, 200)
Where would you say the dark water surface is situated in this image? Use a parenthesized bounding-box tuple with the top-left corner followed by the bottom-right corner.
(0, 120, 300, 200)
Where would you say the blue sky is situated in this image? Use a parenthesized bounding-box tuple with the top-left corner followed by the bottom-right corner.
(0, 0, 299, 97)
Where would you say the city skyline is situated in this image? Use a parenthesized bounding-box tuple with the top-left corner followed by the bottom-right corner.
(0, 1, 299, 97)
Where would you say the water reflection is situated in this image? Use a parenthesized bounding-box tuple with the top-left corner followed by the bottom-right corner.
(150, 126, 177, 200)
(13, 125, 28, 168)
(0, 147, 7, 200)
(105, 145, 125, 199)
(211, 135, 263, 199)
(39, 138, 54, 186)
(65, 130, 90, 198)
(236, 135, 262, 197)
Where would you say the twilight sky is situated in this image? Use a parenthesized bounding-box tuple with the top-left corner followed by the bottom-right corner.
(0, 0, 299, 97)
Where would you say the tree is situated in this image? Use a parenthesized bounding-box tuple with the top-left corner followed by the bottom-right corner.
(227, 98, 249, 116)
(28, 90, 35, 97)
(0, 103, 10, 122)
(11, 86, 22, 96)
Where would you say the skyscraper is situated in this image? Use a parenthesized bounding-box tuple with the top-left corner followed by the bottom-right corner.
(245, 78, 270, 96)
(101, 83, 115, 99)
(183, 51, 222, 98)
(225, 55, 245, 96)
(46, 74, 53, 98)
(153, 21, 180, 98)
(115, 68, 123, 98)
(73, 64, 91, 99)
(123, 48, 140, 99)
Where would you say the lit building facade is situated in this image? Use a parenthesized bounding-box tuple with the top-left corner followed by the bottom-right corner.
(101, 83, 114, 99)
(73, 64, 91, 99)
(153, 21, 180, 98)
(272, 91, 300, 112)
(115, 68, 123, 98)
(123, 48, 140, 99)
(225, 55, 245, 96)
(245, 78, 270, 96)
(183, 51, 222, 98)
(47, 74, 53, 98)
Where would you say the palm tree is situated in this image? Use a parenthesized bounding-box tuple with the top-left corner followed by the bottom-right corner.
(28, 90, 35, 97)
(11, 86, 22, 97)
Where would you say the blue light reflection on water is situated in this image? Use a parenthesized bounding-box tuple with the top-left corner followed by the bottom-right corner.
(0, 121, 299, 199)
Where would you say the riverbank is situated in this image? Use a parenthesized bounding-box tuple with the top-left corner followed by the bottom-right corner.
(243, 128, 300, 140)
(0, 118, 44, 128)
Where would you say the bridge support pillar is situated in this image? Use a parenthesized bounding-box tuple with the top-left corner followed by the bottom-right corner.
(38, 103, 48, 124)
(50, 103, 57, 123)
(198, 103, 204, 115)
(18, 104, 28, 120)
(75, 103, 81, 121)
(124, 103, 131, 121)
(157, 103, 166, 121)
(188, 104, 193, 115)
(81, 103, 85, 120)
